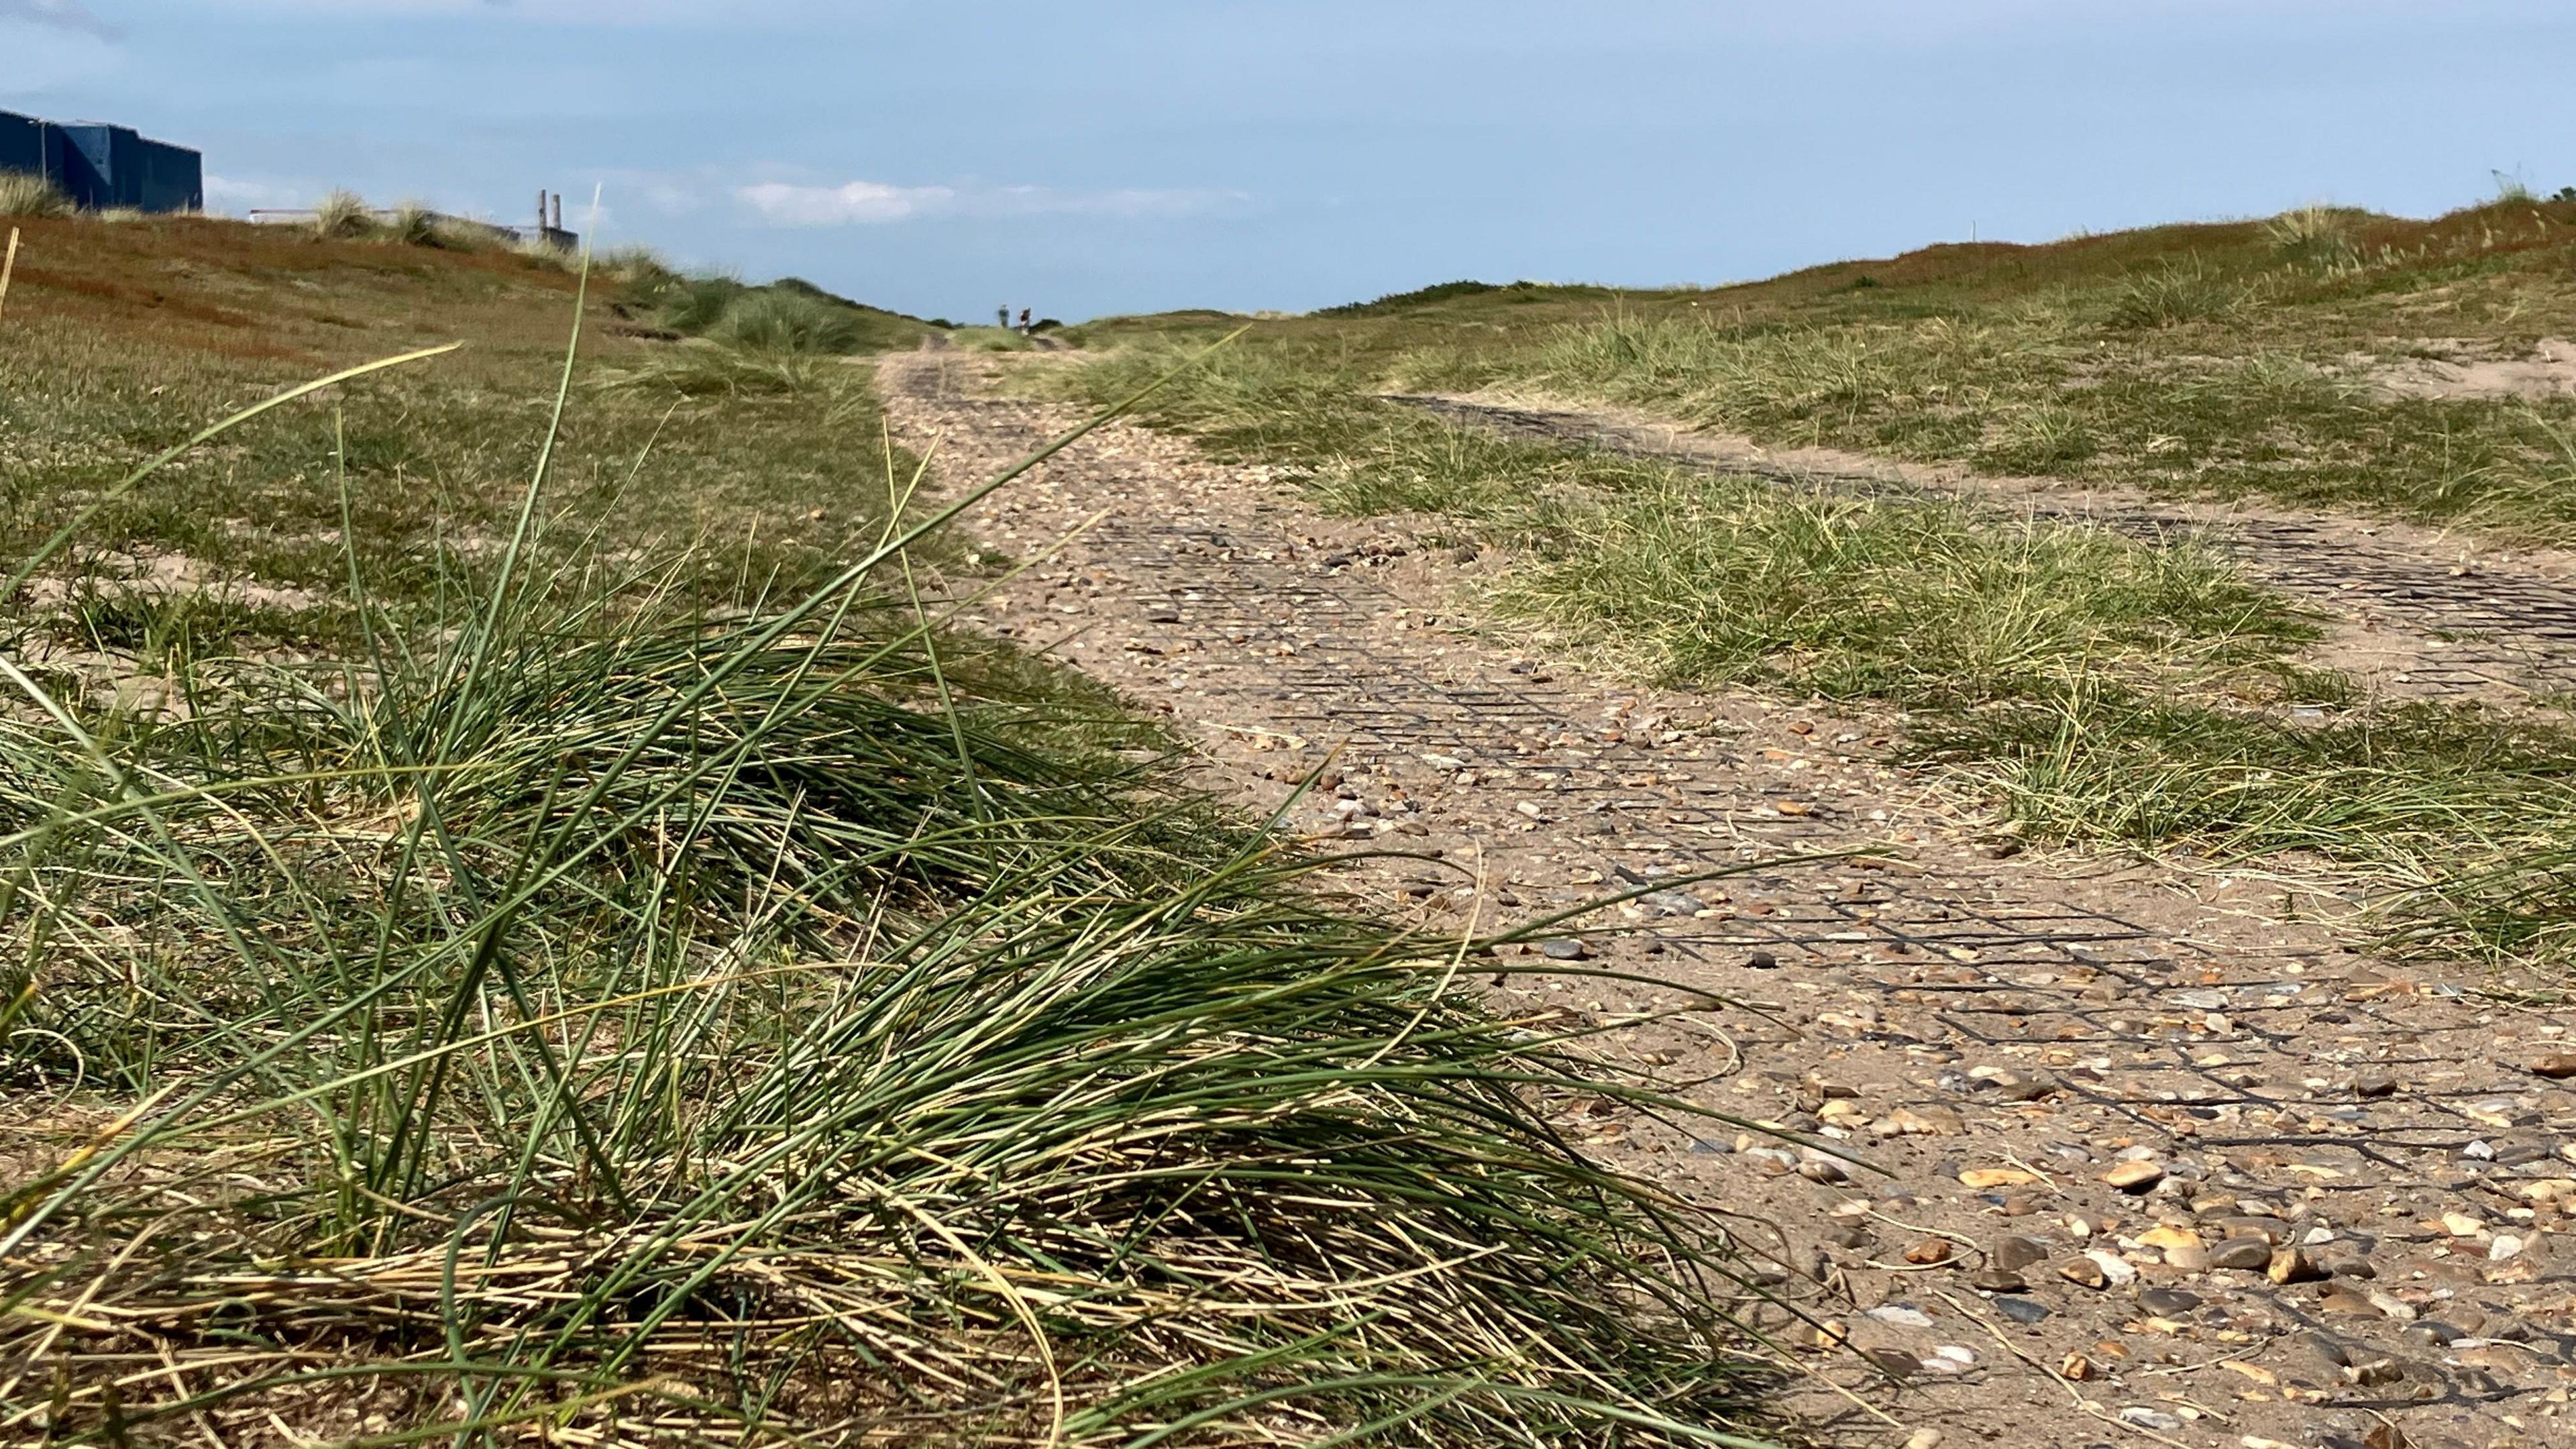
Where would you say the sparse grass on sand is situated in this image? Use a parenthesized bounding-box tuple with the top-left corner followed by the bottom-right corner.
(0, 212, 1782, 1446)
(1059, 335, 2576, 969)
(0, 211, 943, 658)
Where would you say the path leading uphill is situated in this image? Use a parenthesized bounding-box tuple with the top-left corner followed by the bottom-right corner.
(883, 351, 2576, 1449)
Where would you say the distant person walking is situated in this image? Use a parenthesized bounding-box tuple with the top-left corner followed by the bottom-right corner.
(997, 305, 1010, 330)
(1018, 308, 1034, 335)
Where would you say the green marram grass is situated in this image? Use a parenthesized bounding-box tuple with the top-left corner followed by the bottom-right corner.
(1919, 682, 2576, 965)
(593, 272, 945, 397)
(0, 286, 1786, 1446)
(1075, 193, 2576, 541)
(628, 270, 939, 356)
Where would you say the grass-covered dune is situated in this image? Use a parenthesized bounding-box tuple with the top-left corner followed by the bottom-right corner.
(0, 213, 1780, 1446)
(1081, 191, 2576, 539)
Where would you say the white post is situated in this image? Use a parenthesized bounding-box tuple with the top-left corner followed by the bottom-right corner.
(0, 228, 19, 323)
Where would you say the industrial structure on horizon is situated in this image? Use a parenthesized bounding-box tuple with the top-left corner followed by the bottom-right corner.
(0, 109, 203, 213)
(0, 109, 582, 250)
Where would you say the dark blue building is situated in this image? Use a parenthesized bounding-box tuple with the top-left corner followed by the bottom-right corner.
(0, 110, 202, 213)
(0, 110, 61, 183)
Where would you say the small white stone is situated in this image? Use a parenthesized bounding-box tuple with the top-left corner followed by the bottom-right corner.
(2084, 1250, 2139, 1287)
(2489, 1234, 2525, 1262)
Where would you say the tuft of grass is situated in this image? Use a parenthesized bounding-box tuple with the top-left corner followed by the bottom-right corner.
(0, 604, 1779, 1442)
(700, 285, 876, 352)
(0, 268, 1784, 1448)
(596, 241, 674, 286)
(2106, 258, 2247, 329)
(623, 270, 934, 355)
(642, 271, 746, 333)
(1922, 684, 2575, 857)
(1920, 680, 2576, 962)
(2396, 841, 2576, 965)
(513, 231, 580, 266)
(1976, 400, 2099, 472)
(592, 338, 840, 396)
(2263, 204, 2363, 272)
(311, 186, 376, 239)
(0, 170, 70, 217)
(1466, 309, 2085, 466)
(386, 200, 441, 247)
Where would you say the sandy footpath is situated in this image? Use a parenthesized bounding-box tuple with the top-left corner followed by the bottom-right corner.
(881, 350, 2576, 1449)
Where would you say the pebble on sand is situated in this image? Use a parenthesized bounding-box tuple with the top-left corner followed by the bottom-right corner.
(2101, 1160, 2165, 1192)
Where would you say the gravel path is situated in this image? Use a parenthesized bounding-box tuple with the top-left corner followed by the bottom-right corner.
(883, 352, 2576, 1449)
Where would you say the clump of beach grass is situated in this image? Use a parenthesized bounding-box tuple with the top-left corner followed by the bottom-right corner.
(0, 170, 70, 217)
(310, 186, 376, 239)
(386, 199, 441, 246)
(2106, 258, 2247, 329)
(1915, 678, 2576, 964)
(2263, 204, 2363, 272)
(592, 338, 841, 396)
(700, 284, 874, 353)
(0, 293, 1782, 1446)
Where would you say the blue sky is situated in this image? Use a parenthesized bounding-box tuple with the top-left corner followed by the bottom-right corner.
(8, 1, 2574, 321)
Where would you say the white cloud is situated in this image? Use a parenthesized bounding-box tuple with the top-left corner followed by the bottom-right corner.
(735, 178, 1250, 227)
(0, 0, 118, 38)
(739, 179, 957, 226)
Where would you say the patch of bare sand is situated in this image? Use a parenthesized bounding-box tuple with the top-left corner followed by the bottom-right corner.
(24, 547, 325, 613)
(2368, 337, 2576, 402)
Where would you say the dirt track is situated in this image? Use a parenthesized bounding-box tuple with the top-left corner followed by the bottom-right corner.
(883, 351, 2576, 1449)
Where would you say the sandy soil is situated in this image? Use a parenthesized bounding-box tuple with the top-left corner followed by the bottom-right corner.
(2369, 339, 2576, 403)
(882, 351, 2576, 1449)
